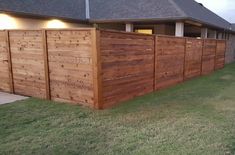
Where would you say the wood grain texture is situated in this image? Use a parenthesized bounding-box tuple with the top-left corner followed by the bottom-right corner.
(184, 38, 203, 80)
(0, 31, 11, 92)
(91, 30, 103, 109)
(9, 30, 46, 98)
(5, 31, 14, 93)
(100, 30, 155, 108)
(47, 30, 95, 107)
(202, 39, 217, 75)
(155, 36, 185, 90)
(215, 40, 226, 70)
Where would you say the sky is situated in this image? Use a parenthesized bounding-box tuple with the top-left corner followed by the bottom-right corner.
(195, 0, 235, 23)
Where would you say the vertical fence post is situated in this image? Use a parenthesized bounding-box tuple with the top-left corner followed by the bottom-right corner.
(200, 39, 205, 75)
(154, 35, 160, 91)
(5, 30, 14, 93)
(153, 36, 157, 91)
(224, 40, 227, 66)
(214, 40, 218, 70)
(183, 38, 187, 81)
(91, 29, 103, 109)
(42, 30, 51, 100)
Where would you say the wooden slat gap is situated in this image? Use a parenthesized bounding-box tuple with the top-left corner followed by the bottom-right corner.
(42, 30, 51, 100)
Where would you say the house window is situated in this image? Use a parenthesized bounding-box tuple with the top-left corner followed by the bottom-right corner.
(135, 29, 153, 34)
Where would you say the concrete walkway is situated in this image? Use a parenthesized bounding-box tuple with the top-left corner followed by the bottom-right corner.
(0, 92, 28, 105)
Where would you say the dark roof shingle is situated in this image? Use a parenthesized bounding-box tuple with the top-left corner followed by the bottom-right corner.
(174, 0, 231, 30)
(89, 0, 231, 30)
(0, 0, 86, 20)
(89, 0, 184, 21)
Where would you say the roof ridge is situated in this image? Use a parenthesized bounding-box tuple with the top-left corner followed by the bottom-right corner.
(168, 0, 187, 17)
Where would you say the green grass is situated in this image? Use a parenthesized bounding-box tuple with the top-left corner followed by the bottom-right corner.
(0, 63, 235, 155)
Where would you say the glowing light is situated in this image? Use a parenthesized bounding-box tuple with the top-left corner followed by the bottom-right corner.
(0, 13, 17, 29)
(47, 19, 66, 28)
(135, 29, 153, 34)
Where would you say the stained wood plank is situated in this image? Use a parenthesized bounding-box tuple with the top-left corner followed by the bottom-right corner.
(9, 30, 46, 98)
(155, 36, 185, 90)
(47, 30, 95, 107)
(202, 39, 216, 75)
(99, 30, 155, 108)
(215, 40, 226, 70)
(0, 31, 11, 92)
(184, 38, 203, 80)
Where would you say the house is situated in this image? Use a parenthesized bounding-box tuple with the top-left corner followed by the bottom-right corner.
(0, 0, 234, 62)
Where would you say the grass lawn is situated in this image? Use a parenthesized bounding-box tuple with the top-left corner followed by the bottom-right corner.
(0, 63, 235, 155)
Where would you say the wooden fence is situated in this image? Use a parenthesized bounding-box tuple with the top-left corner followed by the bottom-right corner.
(155, 36, 185, 90)
(184, 38, 203, 80)
(99, 31, 155, 108)
(0, 29, 97, 108)
(0, 28, 226, 109)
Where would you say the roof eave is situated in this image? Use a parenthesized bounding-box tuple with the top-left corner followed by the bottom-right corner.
(186, 17, 233, 32)
(89, 17, 234, 32)
(89, 17, 187, 23)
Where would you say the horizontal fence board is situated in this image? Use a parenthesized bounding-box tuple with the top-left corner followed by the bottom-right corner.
(155, 36, 185, 90)
(100, 30, 155, 108)
(9, 30, 46, 98)
(202, 40, 217, 75)
(215, 40, 226, 70)
(0, 31, 11, 92)
(47, 30, 95, 106)
(184, 38, 203, 80)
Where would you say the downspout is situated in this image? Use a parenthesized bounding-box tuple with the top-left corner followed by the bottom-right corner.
(85, 0, 90, 19)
